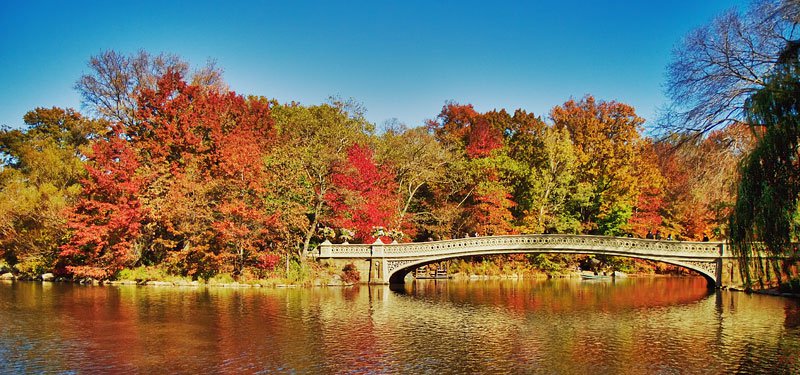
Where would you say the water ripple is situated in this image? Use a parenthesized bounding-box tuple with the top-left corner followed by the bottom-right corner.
(0, 279, 798, 373)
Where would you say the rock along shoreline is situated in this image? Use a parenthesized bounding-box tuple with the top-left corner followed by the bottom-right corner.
(0, 272, 356, 288)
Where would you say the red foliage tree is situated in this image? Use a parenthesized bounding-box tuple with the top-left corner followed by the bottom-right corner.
(428, 103, 503, 159)
(325, 144, 402, 242)
(629, 186, 664, 237)
(131, 70, 273, 181)
(59, 125, 145, 279)
(466, 117, 504, 158)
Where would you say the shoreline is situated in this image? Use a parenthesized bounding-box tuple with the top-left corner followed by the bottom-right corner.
(0, 278, 354, 288)
(0, 271, 356, 288)
(2, 270, 798, 298)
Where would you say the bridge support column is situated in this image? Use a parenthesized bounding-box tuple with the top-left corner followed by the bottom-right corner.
(366, 239, 387, 284)
(367, 258, 388, 284)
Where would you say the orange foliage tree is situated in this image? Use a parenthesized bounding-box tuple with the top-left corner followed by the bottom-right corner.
(655, 124, 754, 240)
(425, 103, 516, 237)
(628, 140, 666, 237)
(129, 71, 278, 277)
(551, 95, 646, 235)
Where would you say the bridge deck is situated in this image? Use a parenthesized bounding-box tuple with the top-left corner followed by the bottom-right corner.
(319, 234, 724, 259)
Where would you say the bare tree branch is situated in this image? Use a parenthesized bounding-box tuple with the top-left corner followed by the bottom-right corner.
(75, 50, 225, 127)
(658, 0, 799, 138)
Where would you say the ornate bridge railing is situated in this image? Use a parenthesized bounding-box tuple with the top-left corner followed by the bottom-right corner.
(316, 234, 730, 286)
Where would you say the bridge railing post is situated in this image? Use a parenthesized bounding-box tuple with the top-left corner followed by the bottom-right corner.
(370, 238, 385, 258)
(371, 238, 385, 257)
(319, 240, 332, 258)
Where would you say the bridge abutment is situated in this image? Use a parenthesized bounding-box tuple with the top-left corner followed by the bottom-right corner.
(317, 240, 390, 284)
(720, 257, 746, 289)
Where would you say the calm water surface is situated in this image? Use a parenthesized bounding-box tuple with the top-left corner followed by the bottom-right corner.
(1, 277, 799, 374)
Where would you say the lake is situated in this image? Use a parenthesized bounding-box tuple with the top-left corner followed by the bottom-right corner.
(1, 277, 798, 374)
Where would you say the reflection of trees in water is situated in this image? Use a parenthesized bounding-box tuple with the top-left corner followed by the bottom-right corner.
(786, 302, 800, 329)
(1, 281, 798, 373)
(402, 277, 712, 315)
(775, 301, 800, 371)
(733, 337, 797, 375)
(385, 279, 800, 374)
(734, 342, 761, 375)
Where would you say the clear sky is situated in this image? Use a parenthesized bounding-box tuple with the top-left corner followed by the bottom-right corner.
(1, 1, 746, 132)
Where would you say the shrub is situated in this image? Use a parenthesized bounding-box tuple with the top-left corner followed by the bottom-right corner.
(255, 253, 281, 271)
(207, 273, 235, 285)
(341, 263, 360, 284)
(284, 258, 311, 283)
(15, 255, 50, 278)
(117, 266, 167, 281)
(115, 266, 196, 284)
(529, 254, 562, 274)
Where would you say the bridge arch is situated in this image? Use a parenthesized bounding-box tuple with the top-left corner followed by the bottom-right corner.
(386, 250, 718, 286)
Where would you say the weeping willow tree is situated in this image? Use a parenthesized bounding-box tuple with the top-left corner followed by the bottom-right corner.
(729, 41, 800, 289)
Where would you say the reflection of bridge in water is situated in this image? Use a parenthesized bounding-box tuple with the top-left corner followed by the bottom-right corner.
(315, 234, 745, 288)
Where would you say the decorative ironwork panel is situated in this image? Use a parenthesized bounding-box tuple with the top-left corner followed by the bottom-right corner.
(386, 259, 420, 274)
(378, 235, 721, 258)
(328, 245, 371, 257)
(683, 260, 718, 277)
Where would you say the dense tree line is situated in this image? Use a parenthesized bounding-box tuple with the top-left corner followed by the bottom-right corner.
(661, 0, 799, 289)
(0, 51, 751, 281)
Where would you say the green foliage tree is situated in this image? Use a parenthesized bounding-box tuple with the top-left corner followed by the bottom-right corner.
(376, 123, 451, 235)
(0, 107, 104, 276)
(520, 126, 581, 233)
(270, 100, 373, 254)
(730, 41, 800, 288)
(551, 96, 646, 235)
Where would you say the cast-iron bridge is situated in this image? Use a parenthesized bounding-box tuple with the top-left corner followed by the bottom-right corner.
(316, 234, 742, 288)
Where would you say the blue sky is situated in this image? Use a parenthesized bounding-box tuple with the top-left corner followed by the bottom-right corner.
(1, 1, 746, 131)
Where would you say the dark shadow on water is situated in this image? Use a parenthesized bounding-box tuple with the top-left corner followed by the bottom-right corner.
(388, 282, 410, 294)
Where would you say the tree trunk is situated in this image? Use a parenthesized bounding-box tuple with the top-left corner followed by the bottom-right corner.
(302, 198, 324, 256)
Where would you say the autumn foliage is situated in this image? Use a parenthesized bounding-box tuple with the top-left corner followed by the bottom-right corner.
(0, 54, 755, 281)
(59, 125, 144, 279)
(132, 71, 277, 277)
(325, 144, 403, 242)
(57, 72, 279, 279)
